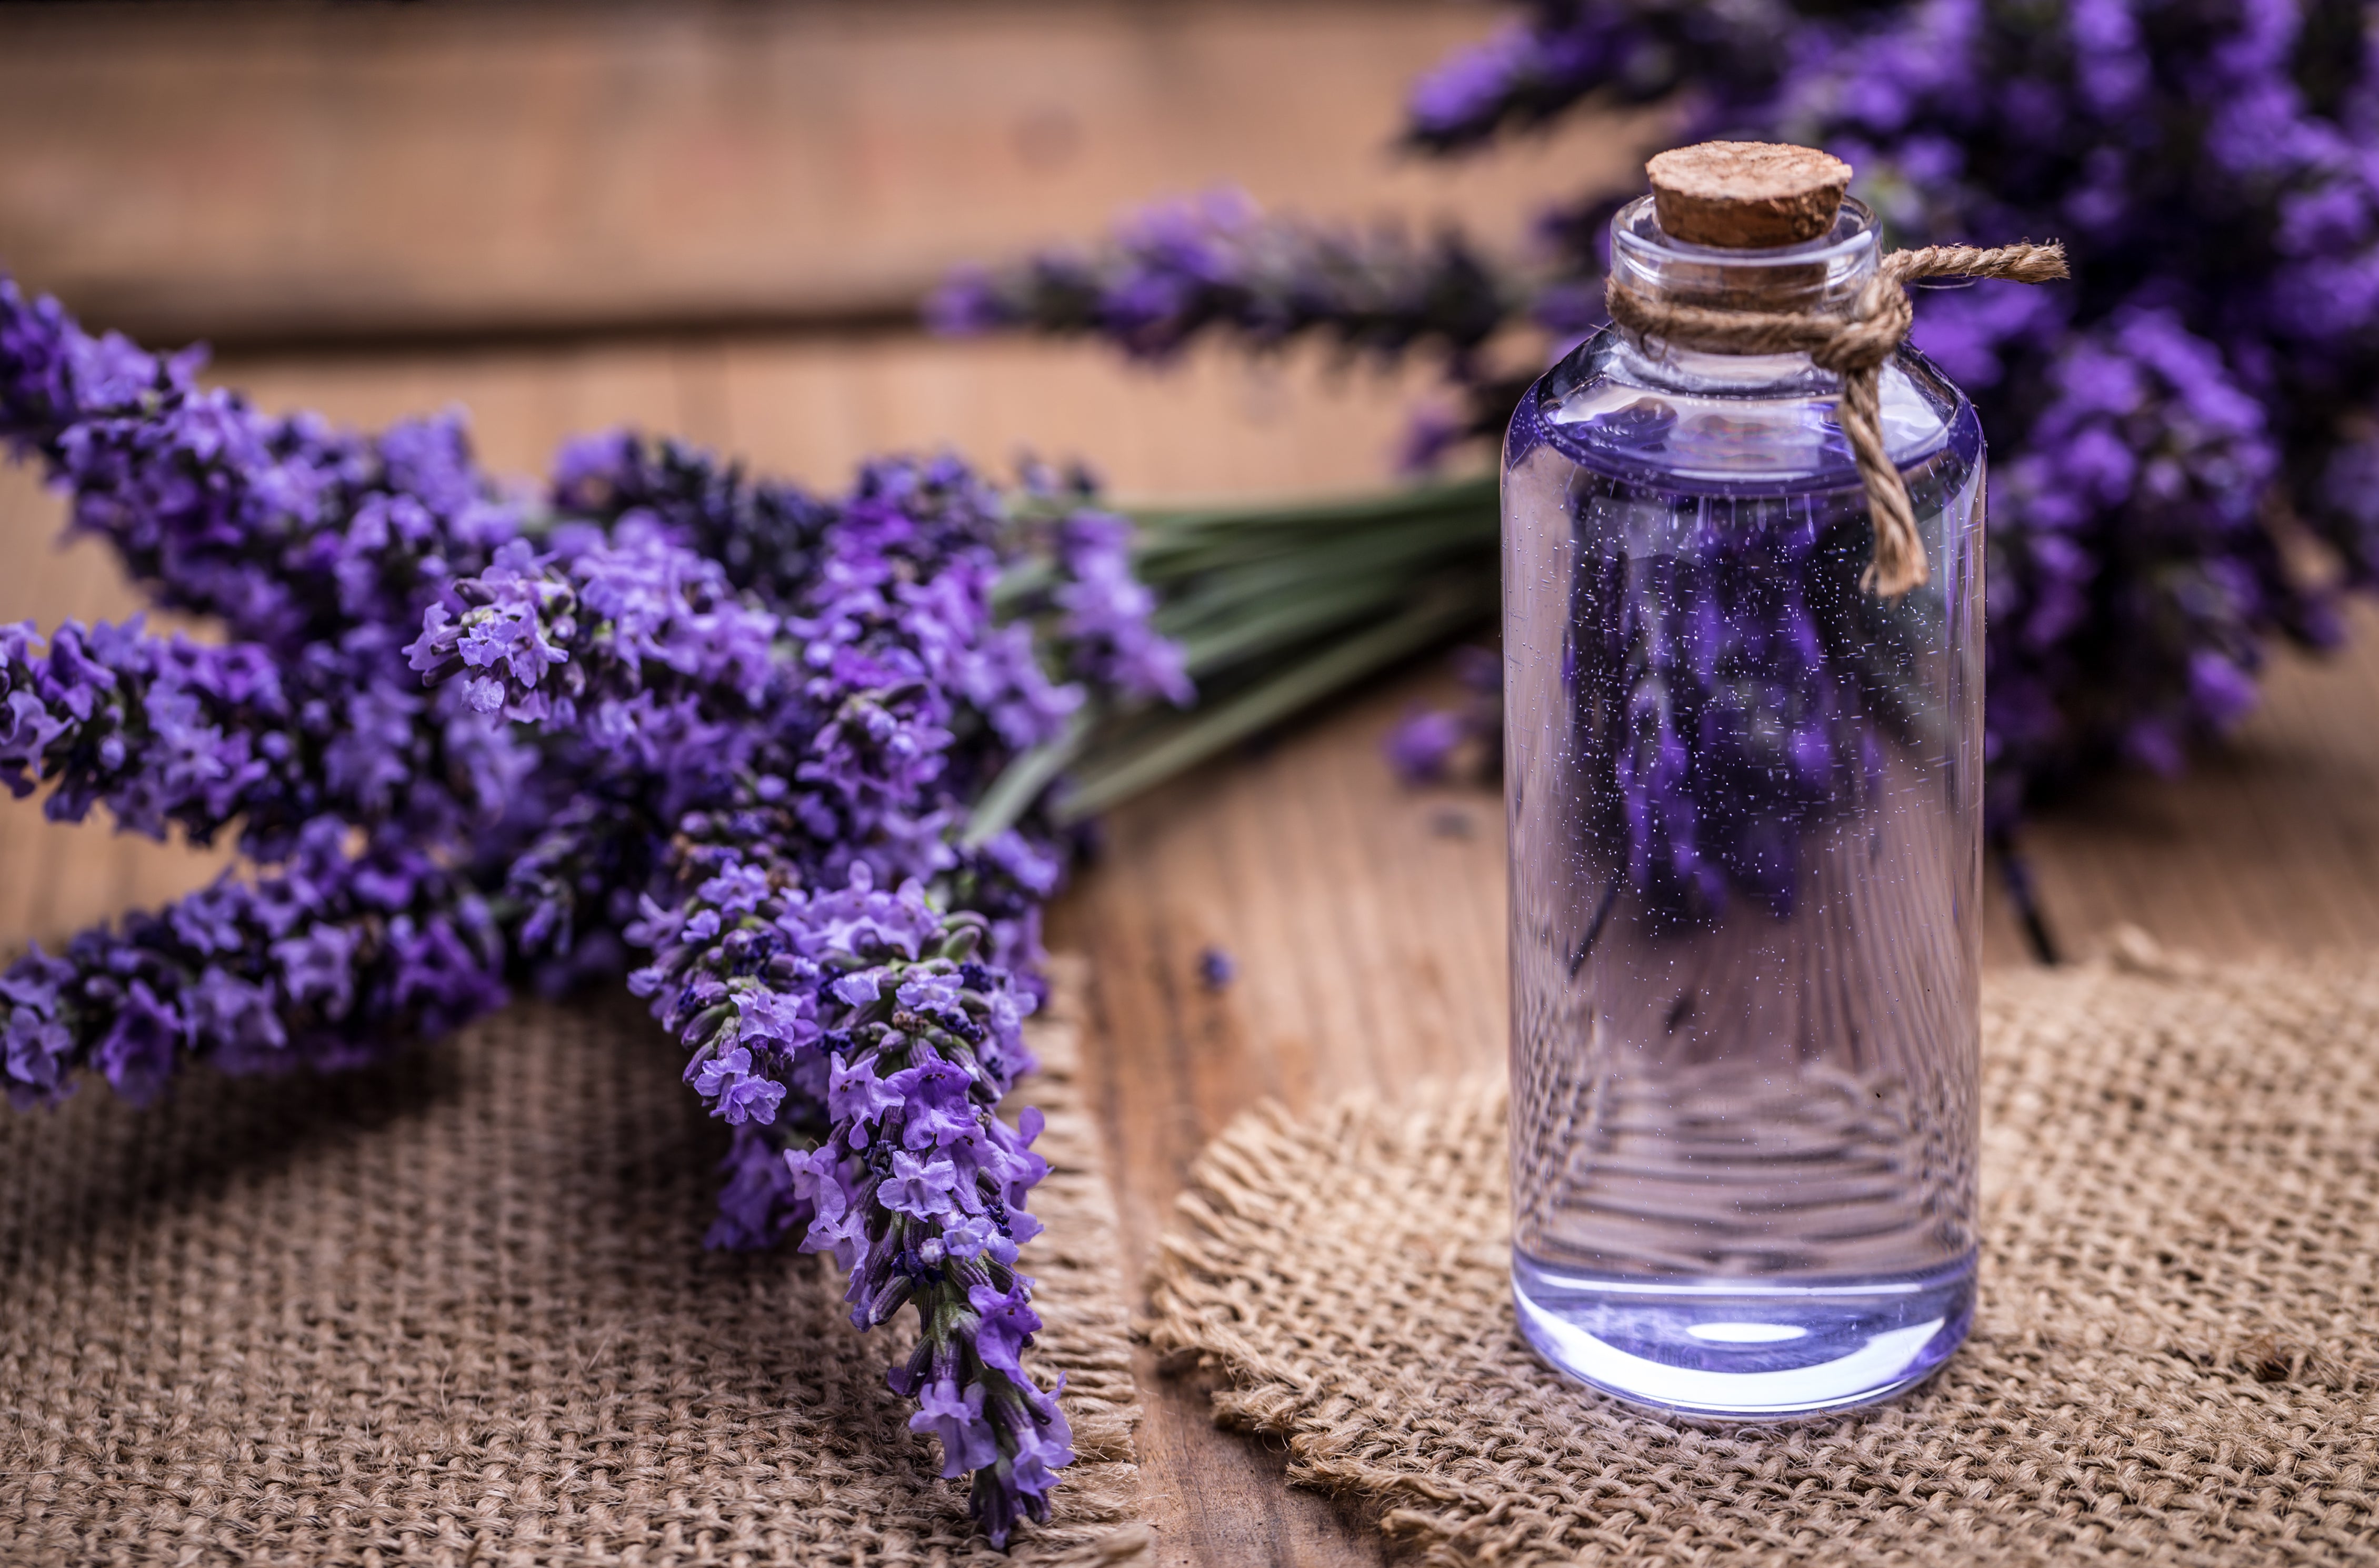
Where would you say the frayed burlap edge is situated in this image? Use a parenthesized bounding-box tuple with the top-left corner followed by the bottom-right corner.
(1144, 941, 2379, 1567)
(1145, 1080, 1516, 1557)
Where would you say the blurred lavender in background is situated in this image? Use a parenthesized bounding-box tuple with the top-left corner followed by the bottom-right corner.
(937, 0, 2379, 855)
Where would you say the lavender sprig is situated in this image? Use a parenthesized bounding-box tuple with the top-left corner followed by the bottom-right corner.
(1988, 306, 2312, 806)
(0, 615, 533, 860)
(547, 430, 841, 610)
(407, 450, 1169, 1542)
(1400, 0, 1857, 152)
(2, 618, 284, 839)
(1, 278, 547, 866)
(929, 188, 1518, 373)
(405, 527, 781, 747)
(2, 818, 504, 1107)
(625, 836, 1071, 1544)
(1, 279, 522, 656)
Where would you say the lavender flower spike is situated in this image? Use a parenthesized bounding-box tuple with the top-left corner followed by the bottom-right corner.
(405, 529, 780, 726)
(0, 818, 505, 1108)
(626, 839, 1068, 1545)
(1, 276, 522, 656)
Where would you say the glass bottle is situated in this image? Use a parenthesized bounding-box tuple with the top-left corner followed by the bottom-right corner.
(1503, 190, 1983, 1416)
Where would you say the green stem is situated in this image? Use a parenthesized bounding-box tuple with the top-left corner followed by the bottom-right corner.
(1171, 572, 1420, 674)
(961, 712, 1091, 846)
(1054, 580, 1495, 821)
(979, 475, 1504, 832)
(1124, 473, 1496, 533)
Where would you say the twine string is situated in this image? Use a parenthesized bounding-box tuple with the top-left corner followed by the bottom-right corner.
(1604, 242, 2068, 596)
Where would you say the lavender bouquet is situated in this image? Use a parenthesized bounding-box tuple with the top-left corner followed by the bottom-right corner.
(0, 279, 1195, 1545)
(936, 0, 2379, 916)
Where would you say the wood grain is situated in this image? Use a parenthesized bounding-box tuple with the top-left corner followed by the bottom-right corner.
(0, 0, 1655, 347)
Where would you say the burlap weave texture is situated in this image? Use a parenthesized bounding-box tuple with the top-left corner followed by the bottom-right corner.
(0, 958, 1147, 1567)
(1148, 943, 2379, 1566)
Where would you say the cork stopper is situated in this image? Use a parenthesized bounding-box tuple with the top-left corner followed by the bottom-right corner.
(1645, 142, 1853, 248)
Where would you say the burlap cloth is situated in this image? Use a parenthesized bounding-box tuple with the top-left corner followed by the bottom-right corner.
(0, 957, 1148, 1567)
(1147, 938, 2379, 1566)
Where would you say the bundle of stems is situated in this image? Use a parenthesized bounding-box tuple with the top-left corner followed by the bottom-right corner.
(970, 474, 1497, 841)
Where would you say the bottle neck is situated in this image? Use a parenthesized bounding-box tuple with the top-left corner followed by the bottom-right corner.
(1606, 194, 1882, 395)
(1605, 340, 1852, 397)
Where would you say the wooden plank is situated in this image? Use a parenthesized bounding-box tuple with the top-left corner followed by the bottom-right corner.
(0, 0, 1651, 347)
(216, 334, 1445, 498)
(1048, 677, 1501, 1567)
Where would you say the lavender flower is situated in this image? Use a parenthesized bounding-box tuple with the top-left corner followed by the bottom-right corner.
(625, 843, 1068, 1544)
(404, 525, 781, 782)
(1770, 0, 2378, 810)
(1383, 644, 1504, 786)
(0, 278, 519, 656)
(2, 618, 283, 840)
(0, 278, 543, 868)
(427, 444, 1153, 1539)
(412, 448, 1181, 1539)
(1987, 306, 2310, 802)
(1401, 0, 1848, 152)
(1, 818, 504, 1108)
(3, 280, 1191, 1546)
(1051, 512, 1193, 707)
(1384, 707, 1467, 785)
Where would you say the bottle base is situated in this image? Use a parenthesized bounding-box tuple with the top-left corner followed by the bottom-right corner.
(1511, 1251, 1975, 1419)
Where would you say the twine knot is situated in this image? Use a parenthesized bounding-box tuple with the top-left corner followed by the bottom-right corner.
(1604, 242, 2067, 595)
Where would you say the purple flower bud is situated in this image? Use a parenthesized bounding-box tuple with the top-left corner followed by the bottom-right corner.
(94, 980, 184, 1105)
(833, 970, 884, 1006)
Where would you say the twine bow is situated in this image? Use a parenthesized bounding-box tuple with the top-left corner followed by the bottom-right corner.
(1604, 242, 2068, 596)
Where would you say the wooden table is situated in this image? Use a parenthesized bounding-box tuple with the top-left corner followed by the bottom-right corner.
(5, 6, 2378, 1564)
